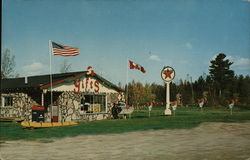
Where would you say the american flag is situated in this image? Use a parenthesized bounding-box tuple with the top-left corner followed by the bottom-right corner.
(51, 41, 80, 56)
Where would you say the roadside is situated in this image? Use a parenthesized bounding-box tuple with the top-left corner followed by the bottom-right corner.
(1, 121, 250, 160)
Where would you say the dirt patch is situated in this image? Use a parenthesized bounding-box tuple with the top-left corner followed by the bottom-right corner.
(1, 122, 250, 160)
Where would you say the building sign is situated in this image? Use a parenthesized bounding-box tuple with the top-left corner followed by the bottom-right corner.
(49, 77, 118, 94)
(74, 77, 99, 94)
(161, 66, 175, 83)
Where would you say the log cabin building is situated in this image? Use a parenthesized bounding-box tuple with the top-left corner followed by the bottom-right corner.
(0, 69, 124, 122)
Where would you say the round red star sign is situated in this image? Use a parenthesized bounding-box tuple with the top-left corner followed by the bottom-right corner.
(161, 66, 175, 82)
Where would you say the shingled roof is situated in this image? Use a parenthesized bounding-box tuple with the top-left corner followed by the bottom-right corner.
(1, 71, 123, 92)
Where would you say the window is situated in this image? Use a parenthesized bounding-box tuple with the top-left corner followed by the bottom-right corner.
(1, 96, 13, 107)
(94, 95, 106, 112)
(80, 94, 106, 113)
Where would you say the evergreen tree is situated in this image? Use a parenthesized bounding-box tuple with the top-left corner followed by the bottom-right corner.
(193, 76, 206, 100)
(237, 75, 250, 104)
(151, 83, 165, 103)
(176, 79, 192, 105)
(209, 53, 234, 98)
(170, 82, 177, 102)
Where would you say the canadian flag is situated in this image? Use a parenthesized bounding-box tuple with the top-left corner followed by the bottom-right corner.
(129, 60, 146, 73)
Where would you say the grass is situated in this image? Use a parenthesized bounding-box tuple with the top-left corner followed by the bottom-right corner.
(1, 106, 250, 141)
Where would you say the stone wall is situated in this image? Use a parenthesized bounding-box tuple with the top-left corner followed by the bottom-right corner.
(55, 92, 121, 122)
(1, 91, 121, 122)
(56, 91, 82, 122)
(106, 93, 120, 113)
(0, 93, 38, 121)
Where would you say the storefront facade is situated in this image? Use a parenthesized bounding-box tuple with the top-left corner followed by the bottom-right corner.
(1, 70, 124, 122)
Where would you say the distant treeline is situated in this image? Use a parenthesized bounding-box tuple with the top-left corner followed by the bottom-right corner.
(125, 53, 250, 108)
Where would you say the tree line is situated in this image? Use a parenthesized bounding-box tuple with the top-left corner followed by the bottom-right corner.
(126, 53, 250, 108)
(1, 50, 249, 107)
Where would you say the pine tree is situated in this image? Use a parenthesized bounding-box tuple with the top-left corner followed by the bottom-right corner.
(237, 75, 250, 104)
(209, 53, 234, 98)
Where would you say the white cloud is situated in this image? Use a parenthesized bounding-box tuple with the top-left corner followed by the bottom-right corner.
(22, 62, 47, 76)
(225, 55, 250, 70)
(23, 62, 44, 70)
(149, 55, 161, 61)
(232, 57, 250, 69)
(185, 42, 192, 49)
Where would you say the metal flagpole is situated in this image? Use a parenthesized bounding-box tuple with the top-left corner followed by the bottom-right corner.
(49, 40, 53, 121)
(126, 57, 129, 104)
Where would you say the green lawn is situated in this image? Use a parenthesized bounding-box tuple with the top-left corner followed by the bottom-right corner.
(1, 106, 250, 141)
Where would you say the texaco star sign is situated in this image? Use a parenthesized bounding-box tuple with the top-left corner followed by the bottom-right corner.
(161, 66, 175, 82)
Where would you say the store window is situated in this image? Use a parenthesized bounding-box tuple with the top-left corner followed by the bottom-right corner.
(80, 94, 106, 113)
(94, 95, 106, 112)
(1, 96, 13, 107)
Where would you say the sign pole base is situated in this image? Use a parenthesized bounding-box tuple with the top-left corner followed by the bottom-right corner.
(164, 108, 172, 115)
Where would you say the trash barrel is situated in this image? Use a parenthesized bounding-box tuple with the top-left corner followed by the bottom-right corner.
(32, 105, 45, 122)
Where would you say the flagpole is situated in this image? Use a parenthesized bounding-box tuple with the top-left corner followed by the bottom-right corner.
(126, 57, 129, 104)
(49, 40, 53, 121)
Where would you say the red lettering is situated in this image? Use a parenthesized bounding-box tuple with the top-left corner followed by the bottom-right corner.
(82, 79, 84, 89)
(85, 77, 89, 89)
(74, 79, 80, 94)
(90, 81, 93, 89)
(94, 80, 100, 93)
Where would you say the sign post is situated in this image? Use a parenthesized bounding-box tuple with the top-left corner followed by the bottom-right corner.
(161, 66, 175, 116)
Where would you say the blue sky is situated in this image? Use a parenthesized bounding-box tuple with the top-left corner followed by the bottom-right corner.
(2, 0, 250, 86)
